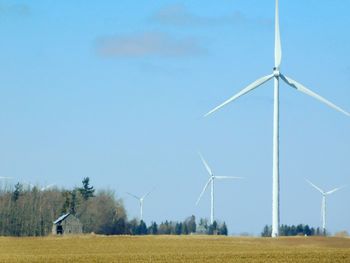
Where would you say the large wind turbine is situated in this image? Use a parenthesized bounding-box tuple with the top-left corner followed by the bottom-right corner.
(127, 190, 153, 222)
(306, 179, 345, 235)
(196, 153, 242, 224)
(205, 0, 350, 237)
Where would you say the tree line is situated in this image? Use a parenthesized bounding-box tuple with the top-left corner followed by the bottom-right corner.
(0, 178, 127, 236)
(0, 178, 228, 236)
(261, 224, 327, 237)
(128, 217, 228, 236)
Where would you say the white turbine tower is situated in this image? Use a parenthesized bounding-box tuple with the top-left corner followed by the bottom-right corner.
(196, 153, 242, 224)
(127, 190, 153, 222)
(204, 0, 350, 237)
(306, 179, 345, 235)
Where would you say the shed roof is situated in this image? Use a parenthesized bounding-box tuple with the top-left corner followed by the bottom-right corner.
(53, 213, 70, 224)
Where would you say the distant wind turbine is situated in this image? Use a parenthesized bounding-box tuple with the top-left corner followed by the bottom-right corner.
(196, 153, 243, 224)
(204, 0, 350, 237)
(127, 190, 154, 221)
(306, 179, 346, 235)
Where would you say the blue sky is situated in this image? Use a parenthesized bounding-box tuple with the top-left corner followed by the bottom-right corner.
(0, 0, 349, 235)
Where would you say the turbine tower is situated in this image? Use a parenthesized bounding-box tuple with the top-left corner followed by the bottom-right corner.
(127, 190, 153, 222)
(196, 153, 242, 224)
(205, 0, 350, 237)
(306, 179, 345, 235)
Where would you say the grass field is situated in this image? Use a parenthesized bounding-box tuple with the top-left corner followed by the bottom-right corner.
(0, 235, 349, 262)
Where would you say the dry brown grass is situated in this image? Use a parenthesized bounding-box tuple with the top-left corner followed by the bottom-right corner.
(0, 235, 349, 262)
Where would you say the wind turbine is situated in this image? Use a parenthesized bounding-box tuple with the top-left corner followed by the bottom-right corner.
(127, 190, 153, 222)
(204, 0, 350, 237)
(196, 153, 242, 224)
(306, 179, 345, 235)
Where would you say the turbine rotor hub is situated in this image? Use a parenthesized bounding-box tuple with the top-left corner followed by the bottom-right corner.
(273, 67, 280, 77)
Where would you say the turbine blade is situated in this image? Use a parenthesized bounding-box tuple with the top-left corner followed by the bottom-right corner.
(326, 185, 346, 195)
(305, 179, 324, 194)
(142, 188, 155, 200)
(126, 192, 141, 200)
(198, 152, 213, 176)
(215, 176, 244, 180)
(281, 74, 350, 117)
(204, 74, 274, 117)
(196, 178, 212, 205)
(0, 177, 13, 179)
(275, 0, 282, 68)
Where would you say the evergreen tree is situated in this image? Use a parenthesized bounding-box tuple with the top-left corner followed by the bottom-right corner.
(175, 223, 182, 235)
(148, 222, 158, 235)
(137, 220, 148, 235)
(78, 177, 95, 200)
(114, 218, 127, 235)
(181, 222, 188, 235)
(261, 225, 272, 237)
(164, 220, 171, 235)
(208, 221, 218, 235)
(12, 183, 22, 201)
(128, 219, 139, 235)
(290, 225, 296, 236)
(220, 222, 228, 236)
(296, 224, 304, 235)
(185, 215, 196, 234)
(304, 225, 311, 236)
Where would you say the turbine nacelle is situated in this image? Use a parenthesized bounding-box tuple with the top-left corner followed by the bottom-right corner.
(273, 67, 280, 77)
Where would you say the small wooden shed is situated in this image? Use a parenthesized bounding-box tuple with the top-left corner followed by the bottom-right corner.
(52, 213, 83, 235)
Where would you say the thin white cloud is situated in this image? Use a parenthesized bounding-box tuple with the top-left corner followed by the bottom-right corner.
(96, 32, 206, 58)
(151, 4, 272, 27)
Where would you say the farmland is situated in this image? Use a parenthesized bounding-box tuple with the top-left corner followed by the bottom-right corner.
(0, 235, 349, 262)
